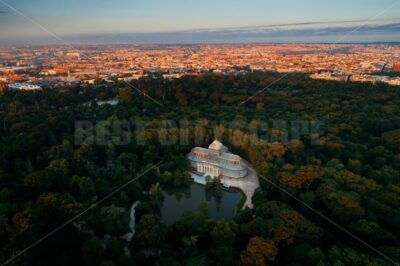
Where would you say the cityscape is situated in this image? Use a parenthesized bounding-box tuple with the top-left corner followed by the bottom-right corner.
(1, 43, 400, 90)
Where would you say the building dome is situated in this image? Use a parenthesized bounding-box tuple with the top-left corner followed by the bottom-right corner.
(208, 140, 228, 152)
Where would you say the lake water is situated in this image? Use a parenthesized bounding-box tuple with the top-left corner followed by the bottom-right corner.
(160, 183, 242, 225)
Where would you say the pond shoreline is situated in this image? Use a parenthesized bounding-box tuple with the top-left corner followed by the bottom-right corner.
(190, 160, 259, 209)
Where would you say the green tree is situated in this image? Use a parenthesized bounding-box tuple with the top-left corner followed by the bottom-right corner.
(70, 175, 95, 201)
(211, 219, 237, 246)
(133, 214, 166, 250)
(46, 159, 69, 189)
(100, 205, 129, 235)
(81, 237, 104, 266)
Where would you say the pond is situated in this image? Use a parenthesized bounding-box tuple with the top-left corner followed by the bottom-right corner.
(160, 183, 242, 225)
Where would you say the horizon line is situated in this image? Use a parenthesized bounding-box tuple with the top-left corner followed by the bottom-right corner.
(2, 41, 400, 48)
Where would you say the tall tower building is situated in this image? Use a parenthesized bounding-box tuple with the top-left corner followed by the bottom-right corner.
(393, 63, 400, 73)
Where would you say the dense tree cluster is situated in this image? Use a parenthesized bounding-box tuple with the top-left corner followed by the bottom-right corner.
(0, 73, 399, 265)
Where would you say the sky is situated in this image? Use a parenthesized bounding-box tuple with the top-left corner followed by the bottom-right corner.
(0, 0, 400, 45)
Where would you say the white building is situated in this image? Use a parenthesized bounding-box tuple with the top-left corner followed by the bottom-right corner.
(188, 140, 248, 178)
(7, 83, 42, 91)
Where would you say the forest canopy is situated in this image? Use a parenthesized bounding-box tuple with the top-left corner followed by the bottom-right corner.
(0, 73, 399, 265)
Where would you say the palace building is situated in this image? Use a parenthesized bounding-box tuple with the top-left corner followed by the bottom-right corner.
(188, 140, 247, 178)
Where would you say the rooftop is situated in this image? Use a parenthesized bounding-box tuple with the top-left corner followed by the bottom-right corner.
(208, 140, 228, 151)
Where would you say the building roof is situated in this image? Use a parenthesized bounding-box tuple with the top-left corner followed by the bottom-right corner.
(208, 140, 228, 152)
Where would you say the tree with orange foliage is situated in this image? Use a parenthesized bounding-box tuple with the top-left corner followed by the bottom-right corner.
(241, 236, 278, 266)
(256, 102, 265, 111)
(287, 139, 305, 153)
(12, 209, 31, 233)
(281, 166, 321, 192)
(264, 143, 286, 158)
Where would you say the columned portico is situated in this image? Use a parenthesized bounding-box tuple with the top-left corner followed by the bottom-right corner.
(197, 163, 220, 177)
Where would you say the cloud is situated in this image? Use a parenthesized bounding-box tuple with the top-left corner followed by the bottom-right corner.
(1, 19, 400, 45)
(203, 23, 400, 37)
(188, 18, 400, 33)
(65, 21, 400, 44)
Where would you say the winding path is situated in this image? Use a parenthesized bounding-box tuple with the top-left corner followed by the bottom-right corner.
(219, 161, 259, 209)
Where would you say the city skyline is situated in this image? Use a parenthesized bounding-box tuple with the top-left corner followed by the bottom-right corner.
(1, 0, 400, 45)
(2, 43, 400, 87)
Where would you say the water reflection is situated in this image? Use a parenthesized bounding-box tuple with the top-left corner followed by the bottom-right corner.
(160, 183, 241, 225)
